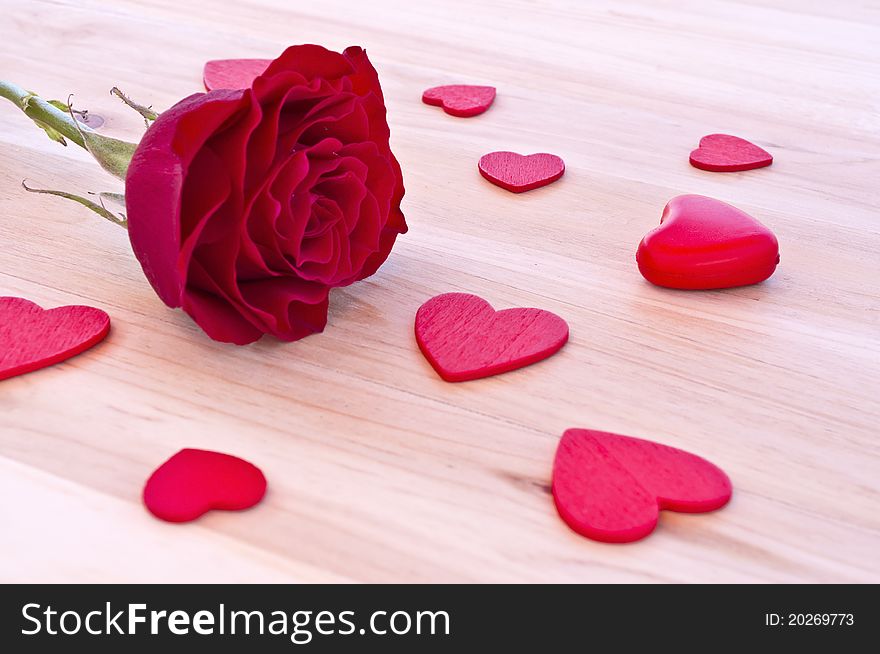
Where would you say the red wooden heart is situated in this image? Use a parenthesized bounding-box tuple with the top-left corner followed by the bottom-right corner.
(553, 429, 732, 543)
(203, 59, 271, 91)
(478, 151, 565, 193)
(414, 293, 568, 382)
(143, 449, 267, 523)
(689, 134, 773, 172)
(0, 297, 110, 382)
(422, 84, 496, 117)
(636, 194, 780, 290)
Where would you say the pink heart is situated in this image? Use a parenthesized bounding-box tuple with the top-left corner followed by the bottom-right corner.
(478, 151, 565, 193)
(422, 84, 496, 117)
(0, 297, 110, 381)
(415, 293, 568, 382)
(203, 59, 271, 91)
(553, 429, 732, 543)
(143, 449, 267, 523)
(689, 134, 773, 172)
(636, 194, 780, 289)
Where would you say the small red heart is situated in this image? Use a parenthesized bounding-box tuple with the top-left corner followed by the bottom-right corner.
(553, 429, 732, 543)
(0, 297, 110, 382)
(203, 59, 271, 91)
(422, 84, 496, 117)
(689, 134, 773, 172)
(415, 293, 568, 382)
(478, 151, 565, 193)
(636, 194, 780, 290)
(143, 449, 267, 523)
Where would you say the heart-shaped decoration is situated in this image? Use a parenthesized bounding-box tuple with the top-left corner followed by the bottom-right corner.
(478, 151, 565, 193)
(636, 194, 779, 289)
(689, 134, 773, 172)
(203, 59, 271, 91)
(0, 297, 110, 382)
(415, 293, 568, 382)
(143, 449, 267, 523)
(422, 84, 496, 117)
(553, 429, 732, 543)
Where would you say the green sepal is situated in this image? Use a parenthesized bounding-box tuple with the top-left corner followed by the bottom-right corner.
(111, 87, 159, 126)
(64, 98, 138, 181)
(22, 180, 127, 228)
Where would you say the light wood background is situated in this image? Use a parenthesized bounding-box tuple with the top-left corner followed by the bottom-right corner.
(1, 0, 878, 583)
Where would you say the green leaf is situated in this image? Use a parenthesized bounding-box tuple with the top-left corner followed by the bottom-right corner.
(31, 119, 68, 146)
(22, 180, 127, 228)
(47, 99, 70, 112)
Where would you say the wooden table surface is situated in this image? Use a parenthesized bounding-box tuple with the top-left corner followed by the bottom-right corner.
(1, 0, 878, 583)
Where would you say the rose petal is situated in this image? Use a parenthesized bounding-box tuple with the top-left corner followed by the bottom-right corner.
(126, 90, 245, 307)
(343, 46, 385, 100)
(237, 277, 329, 340)
(259, 44, 354, 84)
(182, 288, 264, 345)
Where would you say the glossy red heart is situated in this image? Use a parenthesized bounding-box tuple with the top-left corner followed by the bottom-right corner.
(478, 151, 565, 193)
(143, 449, 267, 523)
(636, 194, 779, 289)
(553, 429, 732, 543)
(422, 84, 496, 117)
(689, 134, 772, 172)
(0, 297, 110, 382)
(203, 59, 271, 91)
(415, 293, 568, 382)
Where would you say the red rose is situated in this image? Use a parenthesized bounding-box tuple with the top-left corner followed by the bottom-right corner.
(125, 45, 406, 344)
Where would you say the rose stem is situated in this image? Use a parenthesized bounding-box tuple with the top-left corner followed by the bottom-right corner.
(0, 79, 87, 149)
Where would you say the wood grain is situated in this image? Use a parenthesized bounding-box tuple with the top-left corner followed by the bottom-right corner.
(1, 0, 878, 582)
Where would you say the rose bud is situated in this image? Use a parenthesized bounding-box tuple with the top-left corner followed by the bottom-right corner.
(125, 45, 407, 344)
